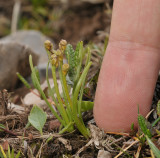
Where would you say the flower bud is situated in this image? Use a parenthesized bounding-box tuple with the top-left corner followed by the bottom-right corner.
(55, 49, 62, 56)
(59, 39, 67, 52)
(51, 49, 57, 54)
(62, 63, 69, 75)
(51, 54, 57, 59)
(58, 54, 63, 61)
(54, 49, 63, 61)
(44, 40, 53, 51)
(51, 54, 58, 67)
(60, 39, 67, 46)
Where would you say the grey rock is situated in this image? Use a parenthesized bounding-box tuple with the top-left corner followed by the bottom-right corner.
(23, 79, 62, 108)
(0, 42, 38, 90)
(97, 150, 112, 158)
(0, 30, 54, 89)
(0, 30, 53, 64)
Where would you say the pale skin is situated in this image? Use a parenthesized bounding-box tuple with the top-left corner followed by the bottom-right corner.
(94, 0, 160, 132)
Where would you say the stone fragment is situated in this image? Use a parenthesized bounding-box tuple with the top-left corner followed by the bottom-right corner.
(97, 150, 112, 158)
(0, 42, 38, 90)
(48, 119, 61, 131)
(23, 79, 62, 109)
(0, 30, 53, 64)
(0, 30, 54, 80)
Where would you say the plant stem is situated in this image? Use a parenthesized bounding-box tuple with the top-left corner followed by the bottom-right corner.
(0, 145, 7, 158)
(77, 82, 85, 119)
(73, 62, 92, 116)
(58, 64, 69, 109)
(152, 117, 160, 127)
(29, 55, 65, 126)
(50, 64, 70, 126)
(29, 89, 55, 105)
(78, 48, 91, 117)
(60, 61, 73, 110)
(58, 63, 75, 131)
(72, 62, 92, 138)
(46, 61, 58, 105)
(0, 127, 18, 136)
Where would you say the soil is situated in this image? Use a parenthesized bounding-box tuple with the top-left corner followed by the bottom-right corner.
(0, 67, 159, 158)
(0, 1, 160, 158)
(0, 0, 112, 45)
(57, 3, 111, 46)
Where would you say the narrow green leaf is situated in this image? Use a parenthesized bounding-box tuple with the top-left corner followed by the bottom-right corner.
(46, 61, 58, 105)
(11, 149, 14, 158)
(59, 122, 74, 134)
(31, 67, 40, 90)
(72, 62, 92, 138)
(46, 135, 53, 143)
(138, 114, 152, 138)
(0, 124, 5, 132)
(0, 145, 6, 158)
(81, 101, 94, 112)
(58, 63, 70, 109)
(103, 36, 109, 54)
(66, 107, 72, 122)
(73, 62, 92, 114)
(130, 123, 134, 131)
(16, 72, 31, 89)
(28, 105, 47, 135)
(0, 151, 3, 158)
(146, 136, 160, 158)
(152, 117, 160, 127)
(78, 48, 91, 116)
(85, 47, 91, 67)
(74, 41, 83, 87)
(15, 151, 21, 158)
(156, 129, 160, 135)
(7, 146, 10, 158)
(157, 100, 160, 117)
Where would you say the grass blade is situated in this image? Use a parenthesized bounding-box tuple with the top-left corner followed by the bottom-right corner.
(31, 67, 40, 89)
(73, 62, 92, 115)
(138, 114, 152, 138)
(146, 136, 160, 158)
(15, 151, 21, 158)
(46, 61, 58, 105)
(81, 101, 94, 112)
(16, 72, 31, 89)
(78, 48, 91, 116)
(157, 100, 160, 117)
(0, 145, 7, 158)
